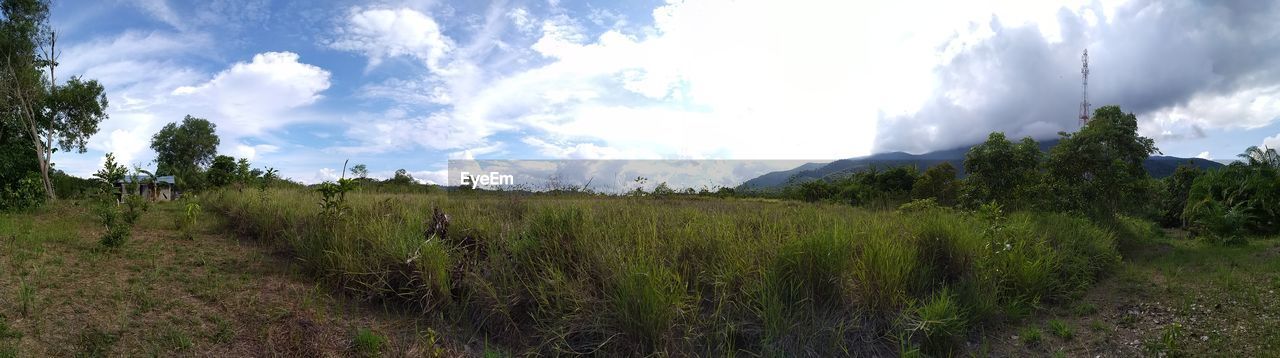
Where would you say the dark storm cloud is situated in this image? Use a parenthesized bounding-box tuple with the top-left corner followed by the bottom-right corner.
(874, 0, 1280, 154)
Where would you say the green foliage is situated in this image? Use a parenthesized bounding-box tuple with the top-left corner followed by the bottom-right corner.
(1045, 106, 1159, 217)
(206, 155, 237, 187)
(1237, 145, 1279, 168)
(1159, 163, 1203, 227)
(151, 115, 219, 188)
(0, 171, 44, 211)
(912, 162, 959, 206)
(963, 133, 1041, 209)
(1, 0, 110, 200)
(1183, 162, 1280, 239)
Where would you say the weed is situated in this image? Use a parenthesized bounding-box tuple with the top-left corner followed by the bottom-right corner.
(1019, 326, 1042, 346)
(1071, 302, 1098, 316)
(353, 328, 385, 357)
(1047, 319, 1073, 340)
(18, 279, 35, 317)
(1145, 323, 1185, 356)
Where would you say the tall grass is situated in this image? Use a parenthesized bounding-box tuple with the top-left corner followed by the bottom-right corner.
(203, 188, 1145, 355)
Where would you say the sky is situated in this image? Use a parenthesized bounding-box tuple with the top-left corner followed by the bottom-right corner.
(47, 0, 1280, 184)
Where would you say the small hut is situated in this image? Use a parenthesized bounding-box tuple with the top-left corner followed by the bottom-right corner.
(117, 175, 177, 202)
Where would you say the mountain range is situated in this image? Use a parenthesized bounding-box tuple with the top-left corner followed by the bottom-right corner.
(738, 139, 1224, 191)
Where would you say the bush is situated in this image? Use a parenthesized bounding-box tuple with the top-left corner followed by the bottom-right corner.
(1183, 163, 1280, 238)
(0, 172, 45, 212)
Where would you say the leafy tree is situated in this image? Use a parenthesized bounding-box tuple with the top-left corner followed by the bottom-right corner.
(912, 162, 959, 206)
(1, 0, 110, 199)
(388, 168, 415, 185)
(1158, 163, 1203, 227)
(206, 155, 236, 187)
(151, 115, 219, 188)
(350, 164, 368, 179)
(1044, 106, 1158, 216)
(962, 133, 1041, 208)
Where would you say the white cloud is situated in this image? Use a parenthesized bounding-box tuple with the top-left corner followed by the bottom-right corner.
(52, 32, 332, 179)
(1264, 133, 1280, 149)
(172, 52, 332, 139)
(1144, 85, 1280, 132)
(1196, 151, 1211, 159)
(328, 7, 455, 70)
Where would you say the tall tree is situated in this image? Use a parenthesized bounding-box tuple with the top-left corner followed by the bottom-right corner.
(962, 133, 1041, 208)
(150, 115, 219, 187)
(1045, 105, 1159, 216)
(1, 0, 109, 199)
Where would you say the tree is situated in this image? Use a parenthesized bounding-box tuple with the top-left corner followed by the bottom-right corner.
(1045, 105, 1159, 216)
(389, 168, 415, 185)
(962, 133, 1041, 208)
(912, 162, 959, 206)
(234, 157, 253, 183)
(1158, 163, 1203, 227)
(350, 164, 368, 179)
(150, 115, 219, 188)
(206, 155, 236, 187)
(1, 0, 110, 199)
(1237, 146, 1279, 168)
(92, 152, 127, 187)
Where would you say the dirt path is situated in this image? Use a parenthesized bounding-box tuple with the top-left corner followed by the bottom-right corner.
(0, 201, 451, 357)
(974, 233, 1280, 357)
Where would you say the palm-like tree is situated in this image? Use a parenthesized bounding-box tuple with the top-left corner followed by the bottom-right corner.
(1237, 146, 1280, 168)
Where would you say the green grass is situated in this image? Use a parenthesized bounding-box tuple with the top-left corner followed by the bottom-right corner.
(1047, 319, 1073, 340)
(353, 328, 385, 357)
(202, 188, 1151, 355)
(1019, 326, 1043, 346)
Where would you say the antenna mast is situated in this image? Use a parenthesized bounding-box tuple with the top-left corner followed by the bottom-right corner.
(1079, 49, 1090, 126)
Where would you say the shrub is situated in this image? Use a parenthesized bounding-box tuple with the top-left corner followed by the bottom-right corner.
(0, 172, 45, 212)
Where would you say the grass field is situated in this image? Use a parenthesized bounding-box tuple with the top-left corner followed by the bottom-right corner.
(201, 188, 1151, 356)
(2, 190, 1276, 356)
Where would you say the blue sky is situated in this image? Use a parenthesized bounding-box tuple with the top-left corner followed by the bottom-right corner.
(47, 0, 1280, 184)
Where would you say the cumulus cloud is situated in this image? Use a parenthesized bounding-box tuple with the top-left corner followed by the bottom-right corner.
(875, 1, 1280, 153)
(172, 52, 332, 139)
(52, 31, 331, 179)
(1264, 133, 1280, 149)
(1196, 151, 1211, 160)
(328, 7, 455, 70)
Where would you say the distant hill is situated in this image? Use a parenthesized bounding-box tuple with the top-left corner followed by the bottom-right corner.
(738, 140, 1223, 191)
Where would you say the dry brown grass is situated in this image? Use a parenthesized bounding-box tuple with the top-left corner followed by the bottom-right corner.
(0, 201, 460, 357)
